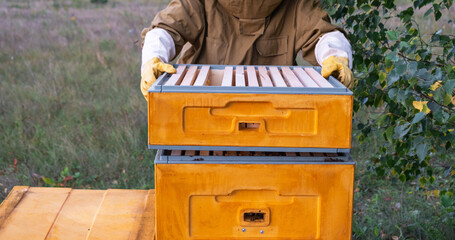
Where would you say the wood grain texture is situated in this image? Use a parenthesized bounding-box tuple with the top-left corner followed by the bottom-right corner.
(258, 66, 273, 87)
(0, 186, 29, 228)
(293, 68, 319, 87)
(221, 66, 233, 86)
(47, 190, 106, 240)
(246, 66, 259, 87)
(193, 65, 210, 86)
(200, 151, 210, 156)
(269, 67, 287, 87)
(171, 150, 182, 156)
(86, 189, 149, 240)
(282, 67, 304, 87)
(0, 188, 156, 240)
(164, 65, 186, 86)
(304, 68, 333, 88)
(0, 187, 71, 240)
(180, 65, 198, 86)
(235, 66, 245, 87)
(213, 151, 224, 156)
(185, 150, 196, 156)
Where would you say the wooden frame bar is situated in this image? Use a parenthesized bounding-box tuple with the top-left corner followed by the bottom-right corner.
(180, 66, 198, 86)
(304, 68, 333, 88)
(221, 66, 233, 86)
(293, 68, 319, 87)
(193, 65, 210, 86)
(246, 66, 259, 87)
(258, 66, 273, 87)
(235, 66, 245, 87)
(282, 67, 304, 87)
(269, 67, 287, 87)
(164, 65, 187, 86)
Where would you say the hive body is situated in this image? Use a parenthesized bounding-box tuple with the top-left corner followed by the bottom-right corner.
(148, 65, 353, 152)
(155, 150, 355, 240)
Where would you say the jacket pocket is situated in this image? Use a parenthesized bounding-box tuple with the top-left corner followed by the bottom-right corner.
(255, 36, 288, 65)
(199, 37, 228, 64)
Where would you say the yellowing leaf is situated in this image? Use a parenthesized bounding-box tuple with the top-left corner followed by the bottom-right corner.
(451, 170, 455, 176)
(430, 81, 442, 91)
(449, 129, 454, 132)
(452, 96, 455, 106)
(413, 101, 431, 114)
(391, 169, 397, 176)
(386, 64, 394, 73)
(433, 190, 440, 198)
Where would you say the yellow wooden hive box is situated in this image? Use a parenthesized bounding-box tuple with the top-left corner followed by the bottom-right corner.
(148, 65, 353, 152)
(154, 150, 355, 240)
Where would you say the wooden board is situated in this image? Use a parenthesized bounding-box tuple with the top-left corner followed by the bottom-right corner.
(221, 66, 233, 86)
(293, 68, 319, 87)
(246, 66, 259, 87)
(180, 65, 198, 86)
(258, 66, 273, 87)
(193, 65, 210, 86)
(304, 68, 333, 88)
(0, 187, 156, 240)
(164, 65, 186, 86)
(269, 67, 287, 87)
(235, 66, 245, 87)
(282, 67, 304, 87)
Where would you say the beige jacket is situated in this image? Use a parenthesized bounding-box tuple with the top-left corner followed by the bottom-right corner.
(142, 0, 344, 66)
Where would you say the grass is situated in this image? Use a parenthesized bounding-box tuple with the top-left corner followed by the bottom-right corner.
(0, 0, 453, 239)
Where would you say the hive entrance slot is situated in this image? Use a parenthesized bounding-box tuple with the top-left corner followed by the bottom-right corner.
(243, 211, 265, 222)
(239, 122, 260, 130)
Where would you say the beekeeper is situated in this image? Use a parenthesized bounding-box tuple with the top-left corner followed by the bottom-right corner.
(140, 0, 353, 99)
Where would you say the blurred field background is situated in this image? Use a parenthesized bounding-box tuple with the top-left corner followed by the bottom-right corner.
(0, 0, 453, 239)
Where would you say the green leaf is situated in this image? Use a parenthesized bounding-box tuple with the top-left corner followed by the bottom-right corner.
(412, 112, 426, 124)
(386, 51, 399, 62)
(440, 195, 454, 208)
(386, 30, 399, 40)
(395, 122, 411, 139)
(444, 79, 455, 93)
(399, 174, 406, 182)
(361, 4, 372, 12)
(424, 7, 433, 17)
(416, 143, 429, 161)
(378, 114, 389, 126)
(385, 126, 394, 143)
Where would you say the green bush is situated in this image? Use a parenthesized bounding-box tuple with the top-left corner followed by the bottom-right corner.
(318, 0, 454, 211)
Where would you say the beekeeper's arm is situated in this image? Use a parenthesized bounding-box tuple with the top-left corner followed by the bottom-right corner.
(140, 0, 204, 100)
(296, 1, 353, 89)
(316, 31, 354, 89)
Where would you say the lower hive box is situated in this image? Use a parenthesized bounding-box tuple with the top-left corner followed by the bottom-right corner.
(148, 65, 353, 152)
(155, 150, 355, 240)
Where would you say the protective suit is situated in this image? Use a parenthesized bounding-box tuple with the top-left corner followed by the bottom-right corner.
(141, 0, 353, 99)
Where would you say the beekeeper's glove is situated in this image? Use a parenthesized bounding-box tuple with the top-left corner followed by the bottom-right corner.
(140, 57, 176, 100)
(321, 56, 354, 89)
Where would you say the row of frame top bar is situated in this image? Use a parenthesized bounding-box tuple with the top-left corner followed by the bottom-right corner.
(164, 65, 334, 88)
